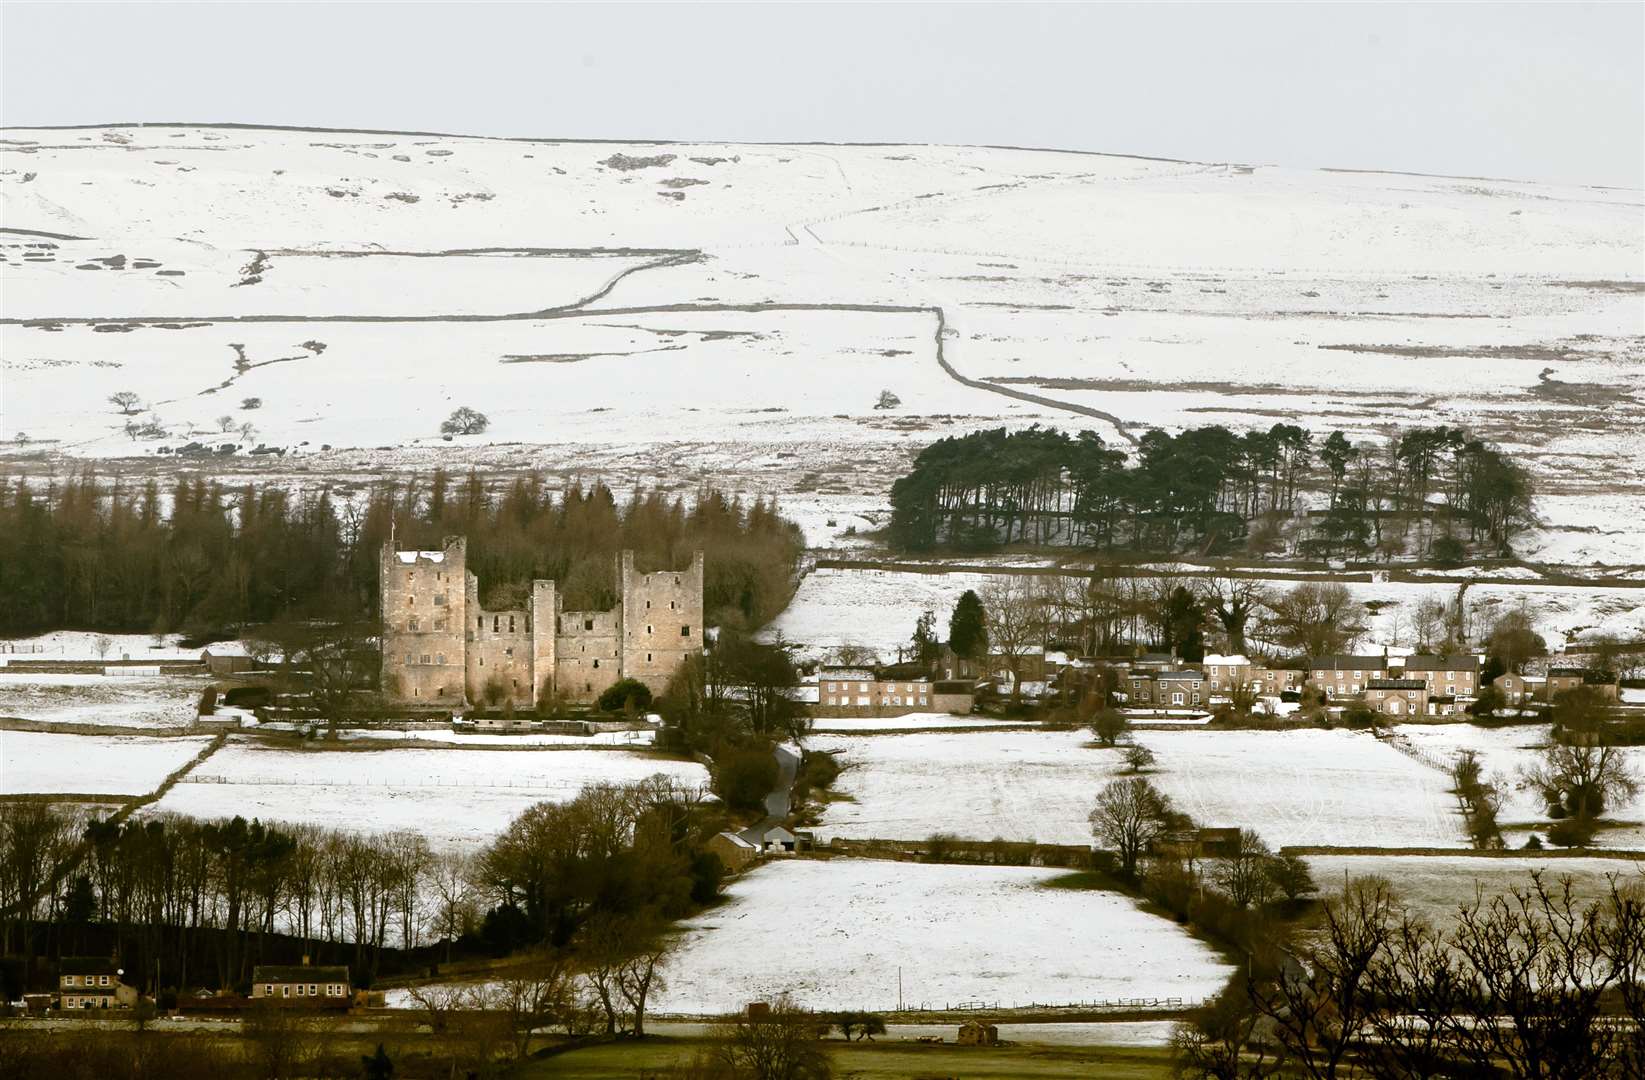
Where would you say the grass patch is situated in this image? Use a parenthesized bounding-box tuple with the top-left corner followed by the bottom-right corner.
(516, 1035, 1175, 1078)
(1042, 869, 1111, 891)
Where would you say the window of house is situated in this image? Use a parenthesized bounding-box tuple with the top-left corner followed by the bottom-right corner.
(1351, 683, 1360, 693)
(681, 625, 691, 637)
(593, 659, 599, 668)
(859, 682, 868, 692)
(919, 696, 927, 705)
(281, 986, 290, 997)
(856, 696, 869, 706)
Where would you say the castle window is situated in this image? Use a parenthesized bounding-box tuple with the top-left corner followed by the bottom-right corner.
(555, 617, 562, 633)
(585, 682, 592, 692)
(509, 616, 515, 633)
(505, 647, 513, 657)
(406, 654, 413, 665)
(434, 594, 446, 606)
(647, 653, 652, 662)
(584, 619, 594, 631)
(493, 616, 500, 633)
(646, 600, 651, 609)
(647, 625, 653, 634)
(408, 596, 415, 606)
(421, 654, 431, 665)
(674, 576, 680, 586)
(670, 600, 676, 610)
(437, 653, 445, 664)
(593, 659, 599, 669)
(409, 617, 419, 631)
(525, 616, 531, 632)
(681, 625, 691, 637)
(478, 616, 484, 630)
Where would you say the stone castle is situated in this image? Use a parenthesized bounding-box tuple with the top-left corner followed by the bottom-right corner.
(380, 536, 704, 709)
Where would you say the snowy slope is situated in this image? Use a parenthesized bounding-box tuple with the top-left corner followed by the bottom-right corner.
(3, 125, 1640, 565)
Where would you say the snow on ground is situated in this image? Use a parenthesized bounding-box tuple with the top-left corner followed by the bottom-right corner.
(811, 728, 1466, 850)
(0, 672, 207, 727)
(809, 729, 1120, 846)
(6, 127, 1635, 569)
(0, 631, 217, 662)
(149, 739, 706, 849)
(338, 727, 657, 747)
(656, 858, 1232, 1014)
(1132, 729, 1463, 849)
(1, 729, 214, 795)
(808, 712, 1025, 733)
(763, 568, 993, 661)
(1304, 853, 1645, 930)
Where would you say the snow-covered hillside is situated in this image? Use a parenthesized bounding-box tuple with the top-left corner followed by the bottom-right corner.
(2, 125, 1641, 563)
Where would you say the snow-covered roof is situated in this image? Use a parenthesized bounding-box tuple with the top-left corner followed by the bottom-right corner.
(716, 831, 757, 850)
(394, 550, 446, 564)
(819, 667, 874, 680)
(1201, 654, 1251, 667)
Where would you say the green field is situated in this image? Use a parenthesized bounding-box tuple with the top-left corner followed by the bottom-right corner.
(516, 1034, 1174, 1079)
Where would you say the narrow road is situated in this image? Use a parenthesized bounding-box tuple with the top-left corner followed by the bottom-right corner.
(738, 744, 800, 845)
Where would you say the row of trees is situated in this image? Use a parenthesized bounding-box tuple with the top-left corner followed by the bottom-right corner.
(1177, 873, 1645, 1079)
(0, 470, 804, 637)
(888, 423, 1534, 558)
(1, 772, 725, 1010)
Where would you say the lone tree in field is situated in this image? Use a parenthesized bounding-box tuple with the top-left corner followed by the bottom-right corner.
(108, 390, 142, 415)
(1520, 688, 1637, 837)
(217, 414, 237, 433)
(1123, 744, 1157, 774)
(1088, 707, 1130, 747)
(441, 406, 490, 436)
(874, 389, 901, 410)
(1090, 777, 1175, 877)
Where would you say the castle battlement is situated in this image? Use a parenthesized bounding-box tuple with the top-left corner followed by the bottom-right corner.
(380, 537, 702, 709)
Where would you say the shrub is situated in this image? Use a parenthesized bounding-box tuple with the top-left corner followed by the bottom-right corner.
(1547, 817, 1597, 848)
(596, 678, 653, 714)
(712, 746, 779, 814)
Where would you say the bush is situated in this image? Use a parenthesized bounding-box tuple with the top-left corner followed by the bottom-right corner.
(1342, 703, 1378, 730)
(1547, 817, 1597, 848)
(712, 746, 779, 814)
(596, 678, 653, 714)
(1432, 535, 1467, 567)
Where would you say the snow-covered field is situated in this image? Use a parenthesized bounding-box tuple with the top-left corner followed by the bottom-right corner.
(767, 565, 1645, 660)
(655, 858, 1232, 1014)
(808, 712, 1024, 733)
(1304, 853, 1645, 929)
(338, 727, 657, 747)
(0, 630, 218, 663)
(0, 672, 207, 728)
(149, 739, 707, 848)
(1, 729, 214, 795)
(810, 728, 1465, 849)
(2, 126, 1638, 566)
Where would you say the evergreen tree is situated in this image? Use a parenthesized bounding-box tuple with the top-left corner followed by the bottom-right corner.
(948, 591, 988, 660)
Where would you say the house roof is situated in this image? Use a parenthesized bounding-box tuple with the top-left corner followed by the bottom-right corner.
(252, 964, 349, 984)
(1401, 654, 1480, 673)
(1202, 654, 1251, 667)
(819, 667, 874, 681)
(1548, 667, 1616, 683)
(59, 957, 121, 977)
(1311, 655, 1388, 671)
(714, 831, 757, 850)
(1368, 679, 1427, 690)
(1157, 670, 1205, 680)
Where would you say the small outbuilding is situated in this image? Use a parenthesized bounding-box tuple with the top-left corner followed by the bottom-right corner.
(956, 1020, 1000, 1046)
(708, 830, 759, 871)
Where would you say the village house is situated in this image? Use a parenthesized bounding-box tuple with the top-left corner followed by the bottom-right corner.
(250, 962, 351, 1006)
(1397, 654, 1480, 699)
(58, 958, 138, 1010)
(1365, 678, 1429, 717)
(1127, 668, 1206, 707)
(813, 665, 939, 717)
(1547, 666, 1620, 700)
(1309, 655, 1388, 698)
(1244, 662, 1305, 697)
(1201, 654, 1252, 695)
(1493, 672, 1544, 705)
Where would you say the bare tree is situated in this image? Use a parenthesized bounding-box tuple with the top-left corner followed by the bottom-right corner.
(1089, 777, 1175, 877)
(1212, 829, 1273, 909)
(216, 414, 236, 433)
(1412, 595, 1446, 652)
(427, 850, 475, 962)
(709, 994, 835, 1080)
(441, 406, 490, 436)
(981, 576, 1047, 705)
(1261, 582, 1365, 658)
(107, 391, 142, 415)
(1204, 577, 1268, 655)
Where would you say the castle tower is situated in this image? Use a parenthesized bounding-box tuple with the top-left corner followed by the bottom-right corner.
(620, 549, 706, 698)
(380, 536, 468, 707)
